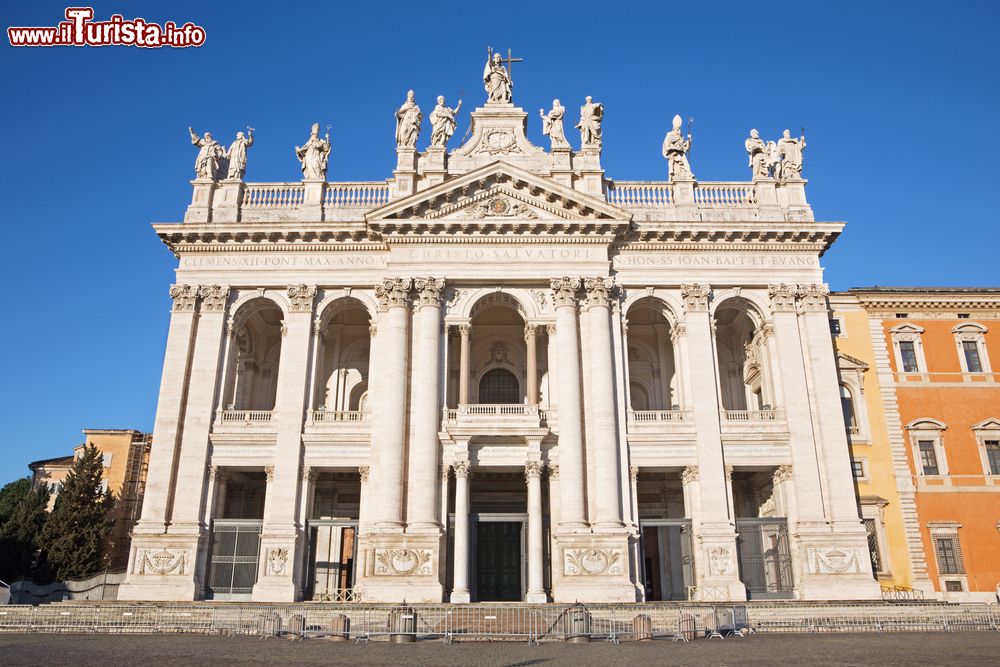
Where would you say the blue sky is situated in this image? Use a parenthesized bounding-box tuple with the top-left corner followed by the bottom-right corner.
(1, 0, 998, 484)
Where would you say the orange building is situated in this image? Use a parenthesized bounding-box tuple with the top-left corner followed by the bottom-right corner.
(29, 429, 152, 570)
(852, 288, 1000, 602)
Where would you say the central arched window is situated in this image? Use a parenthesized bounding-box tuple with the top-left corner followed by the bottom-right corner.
(479, 368, 520, 404)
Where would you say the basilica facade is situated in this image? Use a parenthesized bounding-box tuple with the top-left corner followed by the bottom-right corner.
(119, 65, 881, 603)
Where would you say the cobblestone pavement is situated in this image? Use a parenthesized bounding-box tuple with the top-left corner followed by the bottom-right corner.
(1, 632, 999, 666)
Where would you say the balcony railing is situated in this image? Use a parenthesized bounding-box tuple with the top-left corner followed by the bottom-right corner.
(722, 409, 780, 422)
(606, 181, 758, 209)
(846, 425, 862, 437)
(309, 409, 370, 424)
(241, 181, 389, 210)
(627, 409, 687, 423)
(218, 409, 274, 424)
(458, 404, 539, 417)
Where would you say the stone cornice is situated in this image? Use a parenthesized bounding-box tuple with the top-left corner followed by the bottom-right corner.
(849, 290, 1000, 316)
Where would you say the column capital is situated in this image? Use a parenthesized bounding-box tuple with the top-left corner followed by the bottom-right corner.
(724, 464, 734, 481)
(453, 461, 470, 478)
(287, 284, 317, 313)
(549, 277, 581, 308)
(681, 465, 699, 484)
(458, 323, 472, 336)
(629, 465, 639, 482)
(547, 464, 559, 480)
(773, 464, 793, 484)
(198, 284, 230, 312)
(582, 277, 616, 310)
(414, 277, 446, 308)
(523, 323, 539, 340)
(169, 284, 198, 312)
(441, 463, 451, 480)
(524, 461, 544, 480)
(680, 283, 711, 312)
(375, 277, 413, 310)
(264, 466, 275, 483)
(669, 323, 688, 344)
(210, 465, 227, 483)
(301, 466, 316, 482)
(546, 323, 556, 336)
(797, 283, 830, 312)
(359, 465, 370, 483)
(759, 322, 776, 339)
(768, 283, 799, 313)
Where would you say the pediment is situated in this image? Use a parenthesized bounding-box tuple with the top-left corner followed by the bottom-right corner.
(836, 352, 869, 371)
(972, 418, 1000, 431)
(365, 161, 631, 228)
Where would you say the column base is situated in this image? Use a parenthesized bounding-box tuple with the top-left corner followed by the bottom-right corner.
(692, 523, 747, 601)
(449, 590, 471, 604)
(252, 531, 303, 602)
(550, 532, 638, 603)
(355, 532, 444, 603)
(525, 591, 548, 603)
(118, 533, 205, 602)
(791, 525, 882, 600)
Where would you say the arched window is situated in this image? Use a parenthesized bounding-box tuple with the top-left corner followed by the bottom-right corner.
(840, 385, 857, 430)
(479, 368, 520, 404)
(630, 382, 650, 410)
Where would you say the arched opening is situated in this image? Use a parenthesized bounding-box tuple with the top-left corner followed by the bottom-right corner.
(314, 299, 372, 416)
(223, 298, 285, 412)
(714, 299, 771, 412)
(840, 384, 857, 432)
(479, 368, 520, 404)
(625, 298, 679, 411)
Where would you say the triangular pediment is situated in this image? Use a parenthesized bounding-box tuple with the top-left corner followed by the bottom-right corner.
(366, 161, 631, 226)
(836, 352, 869, 371)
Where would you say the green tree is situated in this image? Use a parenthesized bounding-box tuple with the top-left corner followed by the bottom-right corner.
(0, 484, 50, 582)
(0, 477, 32, 528)
(38, 443, 114, 580)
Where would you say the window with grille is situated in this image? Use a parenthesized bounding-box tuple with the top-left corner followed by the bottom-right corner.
(829, 319, 842, 335)
(918, 440, 939, 475)
(945, 580, 964, 592)
(863, 518, 882, 575)
(899, 341, 919, 372)
(933, 536, 964, 575)
(962, 340, 983, 373)
(986, 440, 1000, 475)
(851, 460, 864, 478)
(478, 368, 520, 404)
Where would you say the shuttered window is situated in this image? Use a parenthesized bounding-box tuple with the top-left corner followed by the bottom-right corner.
(933, 536, 964, 575)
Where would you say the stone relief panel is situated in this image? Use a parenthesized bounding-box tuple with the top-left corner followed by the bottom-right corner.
(707, 546, 733, 576)
(133, 548, 189, 576)
(563, 548, 624, 576)
(807, 547, 864, 575)
(374, 548, 434, 576)
(265, 548, 288, 576)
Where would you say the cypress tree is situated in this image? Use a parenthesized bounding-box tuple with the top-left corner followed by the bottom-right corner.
(0, 477, 32, 528)
(0, 484, 50, 582)
(38, 443, 114, 581)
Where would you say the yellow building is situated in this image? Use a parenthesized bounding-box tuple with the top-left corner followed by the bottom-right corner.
(828, 294, 931, 595)
(29, 429, 151, 570)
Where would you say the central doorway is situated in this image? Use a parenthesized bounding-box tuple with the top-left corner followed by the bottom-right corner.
(476, 520, 523, 601)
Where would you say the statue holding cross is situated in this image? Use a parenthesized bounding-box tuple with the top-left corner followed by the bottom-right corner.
(482, 47, 521, 104)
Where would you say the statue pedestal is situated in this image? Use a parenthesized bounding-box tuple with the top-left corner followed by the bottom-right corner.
(550, 147, 573, 188)
(671, 178, 698, 218)
(572, 149, 604, 195)
(184, 179, 216, 223)
(392, 148, 418, 199)
(752, 178, 784, 222)
(776, 179, 812, 220)
(421, 147, 447, 190)
(212, 180, 244, 223)
(302, 179, 325, 221)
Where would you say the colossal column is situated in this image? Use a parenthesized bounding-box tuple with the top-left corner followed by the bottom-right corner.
(406, 278, 446, 531)
(583, 277, 625, 529)
(550, 277, 587, 531)
(367, 278, 412, 529)
(253, 284, 315, 602)
(679, 283, 746, 599)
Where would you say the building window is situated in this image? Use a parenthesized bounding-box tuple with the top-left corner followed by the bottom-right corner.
(840, 385, 858, 433)
(986, 440, 1000, 475)
(962, 341, 983, 373)
(899, 341, 919, 373)
(851, 459, 865, 479)
(102, 453, 113, 468)
(944, 580, 964, 592)
(863, 518, 882, 575)
(933, 536, 964, 575)
(478, 368, 520, 404)
(918, 440, 939, 475)
(952, 322, 991, 375)
(829, 318, 842, 335)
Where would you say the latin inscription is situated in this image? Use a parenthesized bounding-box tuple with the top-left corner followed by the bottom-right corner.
(181, 255, 386, 268)
(614, 254, 817, 268)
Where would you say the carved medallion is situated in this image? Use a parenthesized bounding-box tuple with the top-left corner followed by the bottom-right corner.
(477, 129, 522, 155)
(564, 548, 623, 576)
(374, 548, 433, 576)
(134, 548, 188, 575)
(808, 547, 863, 574)
(266, 548, 288, 576)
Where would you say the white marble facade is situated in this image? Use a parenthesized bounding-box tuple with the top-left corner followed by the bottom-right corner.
(119, 76, 880, 604)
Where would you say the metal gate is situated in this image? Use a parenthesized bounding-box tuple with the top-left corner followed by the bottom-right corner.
(206, 519, 262, 600)
(735, 518, 793, 599)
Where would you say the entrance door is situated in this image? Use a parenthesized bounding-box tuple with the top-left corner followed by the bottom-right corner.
(641, 522, 693, 600)
(206, 519, 262, 600)
(735, 518, 794, 599)
(476, 521, 522, 601)
(307, 522, 357, 601)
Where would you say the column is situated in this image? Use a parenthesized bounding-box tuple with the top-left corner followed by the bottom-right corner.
(131, 284, 199, 533)
(214, 318, 236, 422)
(550, 278, 587, 531)
(670, 325, 686, 409)
(525, 461, 546, 602)
(307, 318, 323, 414)
(367, 278, 412, 529)
(439, 465, 450, 527)
(583, 277, 624, 530)
(406, 278, 445, 532)
(450, 461, 471, 603)
(357, 466, 371, 528)
(525, 324, 539, 405)
(253, 285, 316, 602)
(546, 324, 558, 409)
(679, 283, 745, 599)
(458, 323, 471, 404)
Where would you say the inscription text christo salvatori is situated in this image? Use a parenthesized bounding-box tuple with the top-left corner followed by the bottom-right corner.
(614, 254, 818, 267)
(181, 255, 384, 268)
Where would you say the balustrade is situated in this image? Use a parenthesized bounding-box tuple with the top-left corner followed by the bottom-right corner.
(310, 409, 369, 424)
(627, 409, 687, 423)
(606, 181, 672, 207)
(722, 409, 780, 422)
(219, 409, 274, 424)
(693, 182, 756, 207)
(324, 182, 390, 208)
(241, 183, 304, 209)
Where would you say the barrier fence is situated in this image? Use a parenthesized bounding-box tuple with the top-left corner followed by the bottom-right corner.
(0, 602, 996, 641)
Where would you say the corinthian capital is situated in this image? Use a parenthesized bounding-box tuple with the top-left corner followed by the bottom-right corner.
(680, 284, 711, 312)
(681, 465, 699, 485)
(452, 461, 470, 478)
(287, 284, 317, 312)
(198, 284, 230, 312)
(413, 277, 446, 308)
(796, 283, 830, 312)
(768, 283, 798, 313)
(375, 278, 412, 310)
(550, 277, 581, 308)
(169, 284, 198, 312)
(583, 277, 616, 310)
(524, 461, 544, 480)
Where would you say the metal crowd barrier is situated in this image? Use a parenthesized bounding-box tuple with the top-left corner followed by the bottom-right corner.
(0, 602, 996, 640)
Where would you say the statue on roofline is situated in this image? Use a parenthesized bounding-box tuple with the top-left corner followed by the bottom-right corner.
(395, 90, 422, 149)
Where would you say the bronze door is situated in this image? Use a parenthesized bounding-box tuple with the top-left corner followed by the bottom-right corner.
(476, 521, 522, 601)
